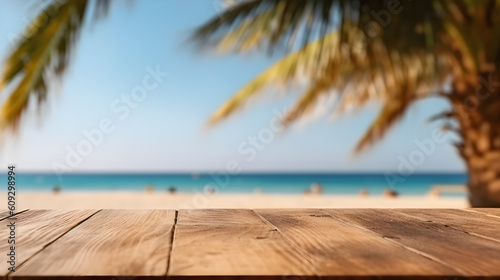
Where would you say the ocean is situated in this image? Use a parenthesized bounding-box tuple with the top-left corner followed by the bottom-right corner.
(6, 173, 468, 196)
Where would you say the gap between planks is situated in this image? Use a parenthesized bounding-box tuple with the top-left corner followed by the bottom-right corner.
(254, 209, 459, 277)
(0, 210, 28, 221)
(6, 210, 102, 280)
(459, 208, 500, 219)
(251, 209, 318, 269)
(392, 209, 500, 244)
(322, 209, 500, 276)
(316, 209, 464, 275)
(165, 210, 179, 277)
(7, 209, 500, 279)
(170, 209, 318, 277)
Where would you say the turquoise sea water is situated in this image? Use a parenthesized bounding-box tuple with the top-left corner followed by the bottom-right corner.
(5, 173, 468, 196)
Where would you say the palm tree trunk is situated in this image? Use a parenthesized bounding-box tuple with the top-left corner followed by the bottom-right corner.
(452, 73, 500, 207)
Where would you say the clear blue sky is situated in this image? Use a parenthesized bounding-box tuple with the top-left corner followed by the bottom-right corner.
(0, 0, 465, 173)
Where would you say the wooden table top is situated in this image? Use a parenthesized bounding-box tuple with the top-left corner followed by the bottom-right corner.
(2, 208, 500, 279)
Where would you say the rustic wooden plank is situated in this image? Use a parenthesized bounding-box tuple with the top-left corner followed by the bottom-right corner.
(168, 209, 313, 278)
(1, 210, 97, 277)
(468, 208, 500, 218)
(398, 209, 500, 242)
(324, 209, 500, 277)
(12, 209, 175, 279)
(256, 209, 458, 277)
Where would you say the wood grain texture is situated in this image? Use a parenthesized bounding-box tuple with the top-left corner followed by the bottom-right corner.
(5, 209, 500, 279)
(12, 210, 175, 279)
(324, 209, 500, 276)
(256, 209, 459, 277)
(0, 210, 27, 221)
(0, 210, 28, 221)
(0, 210, 97, 277)
(176, 209, 266, 225)
(469, 208, 500, 218)
(0, 211, 10, 219)
(169, 209, 313, 278)
(398, 209, 500, 242)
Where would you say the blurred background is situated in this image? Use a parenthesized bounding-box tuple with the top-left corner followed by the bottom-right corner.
(3, 0, 498, 209)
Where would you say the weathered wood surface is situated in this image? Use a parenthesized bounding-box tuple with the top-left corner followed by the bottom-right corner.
(12, 210, 175, 279)
(470, 208, 500, 217)
(0, 211, 8, 218)
(3, 209, 500, 279)
(397, 208, 500, 241)
(169, 209, 313, 277)
(0, 210, 26, 221)
(1, 210, 97, 279)
(255, 209, 458, 277)
(324, 209, 500, 276)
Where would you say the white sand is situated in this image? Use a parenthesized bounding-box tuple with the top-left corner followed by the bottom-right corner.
(9, 192, 469, 209)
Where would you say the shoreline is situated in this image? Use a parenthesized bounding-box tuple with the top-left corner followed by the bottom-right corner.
(10, 191, 469, 209)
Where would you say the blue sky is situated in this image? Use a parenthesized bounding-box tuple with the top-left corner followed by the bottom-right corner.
(0, 0, 465, 173)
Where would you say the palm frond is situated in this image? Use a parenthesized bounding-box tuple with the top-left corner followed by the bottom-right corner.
(208, 31, 340, 124)
(0, 0, 111, 131)
(193, 0, 336, 53)
(208, 30, 451, 151)
(195, 0, 500, 151)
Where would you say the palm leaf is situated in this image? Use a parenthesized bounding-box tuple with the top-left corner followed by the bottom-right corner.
(193, 0, 336, 54)
(208, 31, 340, 124)
(0, 0, 111, 131)
(206, 31, 451, 151)
(195, 0, 500, 152)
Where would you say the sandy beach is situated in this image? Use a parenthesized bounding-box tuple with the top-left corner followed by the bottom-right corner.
(10, 191, 469, 209)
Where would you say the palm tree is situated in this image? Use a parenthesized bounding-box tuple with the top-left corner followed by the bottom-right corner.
(193, 0, 500, 207)
(2, 1, 500, 207)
